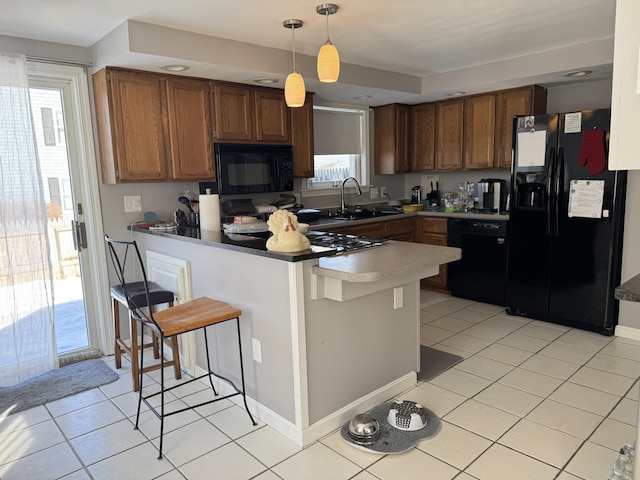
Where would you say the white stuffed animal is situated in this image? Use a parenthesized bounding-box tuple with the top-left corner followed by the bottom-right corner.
(266, 210, 311, 253)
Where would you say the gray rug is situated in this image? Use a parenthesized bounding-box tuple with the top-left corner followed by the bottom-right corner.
(0, 358, 119, 414)
(418, 346, 463, 381)
(340, 401, 441, 454)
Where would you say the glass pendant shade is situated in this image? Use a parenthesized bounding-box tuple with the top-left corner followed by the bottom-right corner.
(317, 41, 340, 82)
(285, 71, 306, 107)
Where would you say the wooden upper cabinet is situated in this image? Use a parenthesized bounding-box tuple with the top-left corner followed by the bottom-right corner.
(374, 103, 410, 174)
(464, 94, 496, 169)
(435, 99, 464, 170)
(166, 78, 215, 181)
(254, 89, 290, 143)
(212, 83, 254, 141)
(212, 83, 290, 143)
(291, 93, 315, 178)
(410, 103, 436, 171)
(93, 68, 216, 184)
(494, 85, 547, 169)
(396, 105, 410, 173)
(93, 69, 169, 183)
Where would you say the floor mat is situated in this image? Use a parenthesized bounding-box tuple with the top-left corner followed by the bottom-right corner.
(418, 345, 463, 381)
(0, 358, 119, 415)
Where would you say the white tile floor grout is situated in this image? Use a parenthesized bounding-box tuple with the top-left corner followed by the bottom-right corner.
(2, 291, 639, 480)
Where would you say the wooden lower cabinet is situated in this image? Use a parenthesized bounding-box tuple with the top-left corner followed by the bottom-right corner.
(324, 217, 416, 241)
(418, 217, 449, 292)
(384, 217, 415, 241)
(348, 222, 385, 238)
(321, 224, 349, 234)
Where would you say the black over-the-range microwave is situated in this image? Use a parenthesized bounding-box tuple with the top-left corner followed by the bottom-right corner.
(214, 143, 294, 195)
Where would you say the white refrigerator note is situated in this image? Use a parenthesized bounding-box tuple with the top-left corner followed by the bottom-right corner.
(517, 130, 546, 167)
(568, 180, 605, 218)
(564, 112, 582, 133)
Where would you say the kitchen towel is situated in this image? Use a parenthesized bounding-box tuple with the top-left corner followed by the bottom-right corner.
(578, 129, 606, 174)
(199, 193, 221, 231)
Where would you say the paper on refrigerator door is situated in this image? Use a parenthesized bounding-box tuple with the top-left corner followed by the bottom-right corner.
(517, 130, 546, 167)
(568, 180, 605, 218)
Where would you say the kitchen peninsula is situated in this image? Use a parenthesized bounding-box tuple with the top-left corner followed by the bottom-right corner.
(131, 225, 460, 446)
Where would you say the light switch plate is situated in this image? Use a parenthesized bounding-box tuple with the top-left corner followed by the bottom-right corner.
(124, 195, 142, 212)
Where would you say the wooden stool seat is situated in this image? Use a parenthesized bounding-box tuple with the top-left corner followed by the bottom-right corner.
(111, 281, 182, 391)
(152, 297, 242, 336)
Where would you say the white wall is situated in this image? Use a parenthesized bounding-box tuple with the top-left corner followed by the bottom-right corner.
(546, 78, 614, 113)
(619, 171, 640, 332)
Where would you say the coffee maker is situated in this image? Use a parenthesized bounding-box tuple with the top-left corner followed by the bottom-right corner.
(410, 185, 422, 204)
(477, 179, 507, 212)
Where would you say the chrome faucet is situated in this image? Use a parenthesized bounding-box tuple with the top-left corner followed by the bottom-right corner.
(341, 177, 362, 214)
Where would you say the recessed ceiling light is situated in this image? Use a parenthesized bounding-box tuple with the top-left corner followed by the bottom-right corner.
(564, 70, 592, 77)
(254, 78, 279, 84)
(354, 95, 372, 100)
(446, 91, 466, 97)
(160, 64, 189, 72)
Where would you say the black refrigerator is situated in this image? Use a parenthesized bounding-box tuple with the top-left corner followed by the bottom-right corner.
(505, 108, 627, 335)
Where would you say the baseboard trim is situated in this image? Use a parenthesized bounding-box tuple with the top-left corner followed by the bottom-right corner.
(299, 372, 417, 446)
(193, 366, 417, 446)
(614, 325, 640, 341)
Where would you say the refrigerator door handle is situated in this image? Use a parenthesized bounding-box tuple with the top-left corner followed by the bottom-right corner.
(546, 147, 556, 235)
(554, 147, 564, 236)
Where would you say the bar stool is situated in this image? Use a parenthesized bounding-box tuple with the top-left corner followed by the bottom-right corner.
(105, 235, 257, 459)
(111, 274, 182, 391)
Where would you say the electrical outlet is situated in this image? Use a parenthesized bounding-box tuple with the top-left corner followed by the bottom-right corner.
(380, 186, 387, 197)
(251, 338, 262, 363)
(124, 195, 142, 213)
(370, 187, 379, 199)
(394, 286, 403, 309)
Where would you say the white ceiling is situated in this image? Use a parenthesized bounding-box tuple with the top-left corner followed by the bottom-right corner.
(0, 0, 617, 105)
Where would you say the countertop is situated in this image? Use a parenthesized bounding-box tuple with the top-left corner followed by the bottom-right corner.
(307, 209, 509, 230)
(132, 208, 501, 264)
(313, 241, 461, 282)
(615, 273, 640, 303)
(131, 225, 337, 262)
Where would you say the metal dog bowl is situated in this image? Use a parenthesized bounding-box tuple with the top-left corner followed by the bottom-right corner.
(347, 413, 381, 445)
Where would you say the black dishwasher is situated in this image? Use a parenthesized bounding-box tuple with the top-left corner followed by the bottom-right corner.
(447, 218, 508, 306)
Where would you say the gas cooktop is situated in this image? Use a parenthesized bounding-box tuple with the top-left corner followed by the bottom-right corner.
(306, 231, 388, 254)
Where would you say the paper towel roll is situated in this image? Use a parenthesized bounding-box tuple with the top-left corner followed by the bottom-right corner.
(199, 194, 221, 231)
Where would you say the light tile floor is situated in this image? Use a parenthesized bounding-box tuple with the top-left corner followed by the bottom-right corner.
(2, 291, 639, 480)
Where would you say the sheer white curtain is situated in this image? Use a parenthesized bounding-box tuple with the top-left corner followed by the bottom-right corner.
(0, 52, 57, 386)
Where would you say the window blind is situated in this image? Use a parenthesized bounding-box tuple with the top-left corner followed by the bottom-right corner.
(313, 108, 362, 155)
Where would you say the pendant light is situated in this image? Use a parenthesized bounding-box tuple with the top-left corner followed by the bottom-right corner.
(283, 19, 306, 108)
(316, 3, 340, 82)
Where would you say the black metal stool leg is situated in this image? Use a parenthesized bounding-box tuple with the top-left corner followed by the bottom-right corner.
(158, 336, 165, 460)
(236, 317, 257, 426)
(202, 329, 218, 396)
(134, 320, 144, 431)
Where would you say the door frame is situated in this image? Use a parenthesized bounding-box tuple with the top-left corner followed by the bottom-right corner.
(28, 61, 113, 355)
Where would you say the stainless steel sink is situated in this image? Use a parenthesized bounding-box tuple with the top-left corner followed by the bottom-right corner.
(332, 210, 375, 221)
(331, 208, 404, 220)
